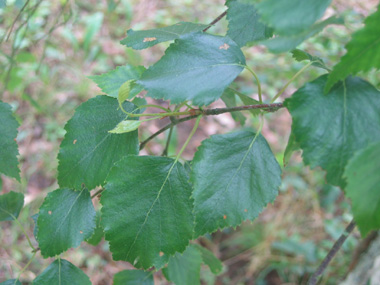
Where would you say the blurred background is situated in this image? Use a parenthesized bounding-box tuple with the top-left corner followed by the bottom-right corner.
(1, 0, 379, 284)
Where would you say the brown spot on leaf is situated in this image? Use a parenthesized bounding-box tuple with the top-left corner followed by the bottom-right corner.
(223, 215, 227, 219)
(159, 251, 164, 256)
(73, 139, 77, 144)
(48, 211, 52, 215)
(219, 43, 230, 50)
(244, 209, 248, 212)
(143, 37, 157, 42)
(80, 231, 83, 234)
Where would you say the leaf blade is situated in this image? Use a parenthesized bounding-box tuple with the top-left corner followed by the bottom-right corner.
(0, 191, 24, 221)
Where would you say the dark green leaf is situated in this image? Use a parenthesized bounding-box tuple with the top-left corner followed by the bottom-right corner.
(85, 211, 104, 246)
(226, 0, 273, 47)
(344, 141, 380, 236)
(291, 49, 330, 71)
(101, 156, 194, 269)
(0, 191, 24, 221)
(221, 89, 246, 125)
(192, 244, 223, 275)
(0, 101, 20, 180)
(284, 75, 380, 188)
(113, 270, 153, 285)
(89, 65, 145, 98)
(191, 131, 281, 237)
(138, 32, 246, 106)
(283, 131, 300, 167)
(260, 16, 343, 53)
(162, 245, 202, 285)
(0, 280, 21, 285)
(120, 22, 208, 50)
(33, 259, 91, 285)
(37, 188, 96, 257)
(326, 6, 380, 92)
(57, 96, 139, 190)
(256, 0, 332, 36)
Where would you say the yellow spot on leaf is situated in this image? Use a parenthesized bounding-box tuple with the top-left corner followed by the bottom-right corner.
(219, 43, 230, 50)
(73, 139, 77, 144)
(159, 251, 164, 256)
(48, 211, 52, 215)
(143, 37, 157, 42)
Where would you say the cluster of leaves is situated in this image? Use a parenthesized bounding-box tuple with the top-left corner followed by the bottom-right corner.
(1, 0, 380, 283)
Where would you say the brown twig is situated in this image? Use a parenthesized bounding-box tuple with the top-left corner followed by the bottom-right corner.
(139, 102, 284, 150)
(308, 220, 356, 285)
(203, 10, 227, 32)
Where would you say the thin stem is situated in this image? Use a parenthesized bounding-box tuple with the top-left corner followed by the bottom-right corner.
(91, 188, 104, 199)
(308, 220, 356, 285)
(12, 215, 36, 251)
(245, 65, 262, 103)
(139, 102, 284, 150)
(137, 104, 171, 112)
(203, 10, 227, 32)
(270, 61, 313, 103)
(15, 251, 36, 283)
(4, 0, 31, 42)
(161, 126, 174, 156)
(174, 115, 202, 163)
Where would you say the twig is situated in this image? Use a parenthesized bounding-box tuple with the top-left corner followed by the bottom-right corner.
(139, 102, 284, 150)
(4, 0, 31, 42)
(308, 220, 356, 285)
(91, 188, 104, 199)
(203, 10, 227, 32)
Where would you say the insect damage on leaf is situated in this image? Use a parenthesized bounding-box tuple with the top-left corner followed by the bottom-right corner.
(143, 37, 157, 42)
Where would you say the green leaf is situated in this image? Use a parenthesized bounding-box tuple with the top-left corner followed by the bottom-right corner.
(291, 49, 330, 71)
(33, 259, 91, 285)
(0, 191, 24, 221)
(83, 12, 103, 51)
(0, 280, 21, 285)
(192, 244, 223, 275)
(226, 0, 273, 47)
(101, 156, 194, 269)
(260, 16, 343, 53)
(326, 6, 380, 92)
(0, 0, 6, 9)
(138, 32, 246, 106)
(113, 270, 153, 285)
(37, 188, 96, 257)
(162, 245, 203, 285)
(57, 96, 139, 190)
(221, 89, 246, 125)
(284, 75, 380, 188)
(120, 22, 208, 50)
(344, 141, 380, 236)
(108, 120, 141, 134)
(0, 101, 20, 180)
(283, 131, 300, 167)
(256, 0, 332, 36)
(85, 211, 104, 246)
(191, 131, 281, 237)
(89, 65, 145, 98)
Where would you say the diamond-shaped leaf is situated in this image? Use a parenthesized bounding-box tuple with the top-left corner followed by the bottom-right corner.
(138, 32, 246, 106)
(37, 188, 96, 257)
(120, 22, 208, 50)
(57, 96, 139, 190)
(285, 75, 380, 188)
(191, 131, 281, 237)
(101, 156, 194, 269)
